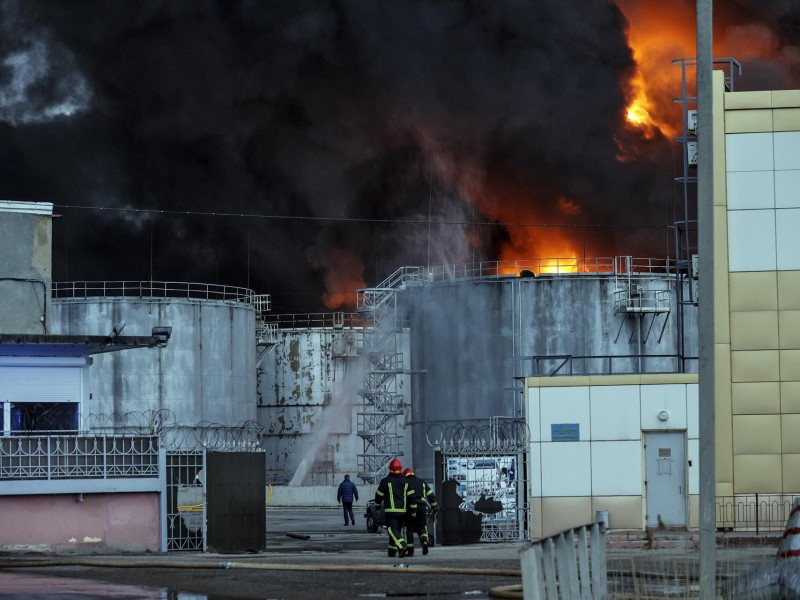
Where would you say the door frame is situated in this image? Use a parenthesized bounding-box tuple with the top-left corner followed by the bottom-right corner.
(643, 430, 688, 528)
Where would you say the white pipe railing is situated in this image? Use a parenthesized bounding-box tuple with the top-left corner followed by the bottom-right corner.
(519, 521, 607, 600)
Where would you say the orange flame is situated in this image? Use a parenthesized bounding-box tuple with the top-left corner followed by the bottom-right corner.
(616, 0, 698, 142)
(312, 248, 365, 311)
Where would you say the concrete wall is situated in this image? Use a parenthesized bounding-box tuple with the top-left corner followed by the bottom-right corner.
(0, 201, 52, 335)
(52, 297, 256, 427)
(268, 483, 378, 508)
(0, 492, 160, 553)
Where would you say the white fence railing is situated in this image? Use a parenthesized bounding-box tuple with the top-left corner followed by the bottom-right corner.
(519, 522, 607, 600)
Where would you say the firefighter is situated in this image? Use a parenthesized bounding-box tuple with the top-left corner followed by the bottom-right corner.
(374, 458, 416, 558)
(403, 467, 438, 556)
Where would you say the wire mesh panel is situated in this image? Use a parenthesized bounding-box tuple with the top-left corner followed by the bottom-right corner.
(431, 419, 529, 544)
(442, 452, 524, 542)
(165, 450, 205, 551)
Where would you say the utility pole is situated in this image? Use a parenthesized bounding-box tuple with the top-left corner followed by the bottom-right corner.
(696, 0, 716, 597)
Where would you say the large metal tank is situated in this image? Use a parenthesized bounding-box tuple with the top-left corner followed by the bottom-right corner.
(258, 313, 412, 484)
(405, 258, 699, 479)
(51, 282, 257, 427)
(259, 257, 699, 485)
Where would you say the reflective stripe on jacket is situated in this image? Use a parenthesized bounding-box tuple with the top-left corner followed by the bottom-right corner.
(375, 473, 417, 514)
(405, 474, 438, 510)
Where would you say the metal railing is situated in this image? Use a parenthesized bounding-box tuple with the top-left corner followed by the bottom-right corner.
(262, 312, 367, 329)
(53, 281, 257, 304)
(717, 493, 800, 533)
(424, 256, 675, 282)
(520, 522, 607, 600)
(0, 435, 159, 480)
(516, 354, 698, 377)
(613, 289, 671, 313)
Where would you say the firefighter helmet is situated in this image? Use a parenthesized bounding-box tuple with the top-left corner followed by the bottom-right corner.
(389, 458, 403, 473)
(403, 468, 414, 477)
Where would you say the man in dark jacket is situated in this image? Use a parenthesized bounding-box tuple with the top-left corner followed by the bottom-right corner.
(403, 467, 438, 556)
(375, 458, 416, 557)
(337, 474, 359, 526)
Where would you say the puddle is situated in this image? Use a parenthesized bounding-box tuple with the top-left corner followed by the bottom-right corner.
(0, 572, 215, 600)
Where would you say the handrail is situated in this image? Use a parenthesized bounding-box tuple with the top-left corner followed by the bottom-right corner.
(516, 354, 698, 377)
(262, 312, 367, 329)
(520, 521, 607, 600)
(53, 281, 258, 304)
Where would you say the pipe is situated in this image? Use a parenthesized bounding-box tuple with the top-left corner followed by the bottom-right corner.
(0, 557, 521, 577)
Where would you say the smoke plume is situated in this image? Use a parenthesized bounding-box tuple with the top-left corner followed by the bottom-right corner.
(0, 0, 797, 311)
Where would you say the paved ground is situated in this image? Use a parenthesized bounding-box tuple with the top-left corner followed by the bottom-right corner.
(0, 507, 783, 599)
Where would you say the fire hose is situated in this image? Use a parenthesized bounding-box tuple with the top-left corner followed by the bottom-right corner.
(0, 561, 521, 599)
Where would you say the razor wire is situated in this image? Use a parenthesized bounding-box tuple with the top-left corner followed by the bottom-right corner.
(78, 410, 264, 452)
(425, 418, 530, 454)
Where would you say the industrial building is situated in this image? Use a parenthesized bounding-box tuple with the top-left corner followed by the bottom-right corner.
(3, 66, 800, 549)
(0, 201, 267, 553)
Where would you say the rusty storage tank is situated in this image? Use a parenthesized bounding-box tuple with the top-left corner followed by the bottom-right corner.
(257, 312, 412, 484)
(50, 281, 258, 427)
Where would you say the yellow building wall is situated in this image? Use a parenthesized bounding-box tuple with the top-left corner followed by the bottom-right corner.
(717, 83, 800, 496)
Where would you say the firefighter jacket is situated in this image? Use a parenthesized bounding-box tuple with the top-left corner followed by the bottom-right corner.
(405, 474, 438, 511)
(375, 472, 417, 514)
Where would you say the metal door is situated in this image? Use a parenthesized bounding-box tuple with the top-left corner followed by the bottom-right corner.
(644, 432, 686, 527)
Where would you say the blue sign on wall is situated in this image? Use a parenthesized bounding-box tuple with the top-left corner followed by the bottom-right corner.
(551, 423, 580, 442)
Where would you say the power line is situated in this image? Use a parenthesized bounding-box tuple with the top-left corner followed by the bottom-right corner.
(53, 203, 670, 230)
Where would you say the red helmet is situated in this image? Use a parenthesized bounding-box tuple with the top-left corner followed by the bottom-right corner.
(403, 468, 414, 477)
(389, 458, 403, 473)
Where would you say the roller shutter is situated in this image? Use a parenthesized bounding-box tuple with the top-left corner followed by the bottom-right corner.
(0, 366, 82, 402)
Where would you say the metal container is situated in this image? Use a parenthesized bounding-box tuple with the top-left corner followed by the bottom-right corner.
(51, 282, 257, 427)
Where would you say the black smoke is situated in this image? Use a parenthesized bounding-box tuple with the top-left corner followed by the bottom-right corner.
(0, 0, 796, 311)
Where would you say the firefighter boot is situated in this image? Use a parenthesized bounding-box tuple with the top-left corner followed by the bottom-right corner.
(422, 541, 429, 555)
(388, 547, 397, 557)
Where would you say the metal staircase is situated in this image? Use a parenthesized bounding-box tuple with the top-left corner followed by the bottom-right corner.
(355, 267, 426, 483)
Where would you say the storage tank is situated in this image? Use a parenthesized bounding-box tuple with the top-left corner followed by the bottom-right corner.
(406, 257, 698, 479)
(51, 282, 258, 427)
(257, 312, 412, 484)
(259, 257, 698, 485)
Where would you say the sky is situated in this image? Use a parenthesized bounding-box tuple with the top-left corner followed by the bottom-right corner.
(0, 0, 798, 312)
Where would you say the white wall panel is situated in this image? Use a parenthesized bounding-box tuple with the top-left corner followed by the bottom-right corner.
(539, 386, 590, 441)
(725, 133, 774, 172)
(726, 171, 774, 209)
(526, 387, 541, 442)
(591, 440, 642, 496)
(776, 209, 800, 270)
(541, 441, 591, 496)
(728, 209, 777, 272)
(641, 384, 688, 430)
(589, 385, 641, 441)
(774, 132, 800, 171)
(527, 443, 542, 497)
(775, 170, 800, 209)
(688, 438, 700, 495)
(687, 384, 699, 440)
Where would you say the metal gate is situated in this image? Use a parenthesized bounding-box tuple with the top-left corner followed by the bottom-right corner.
(159, 416, 267, 552)
(166, 450, 206, 551)
(429, 418, 529, 544)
